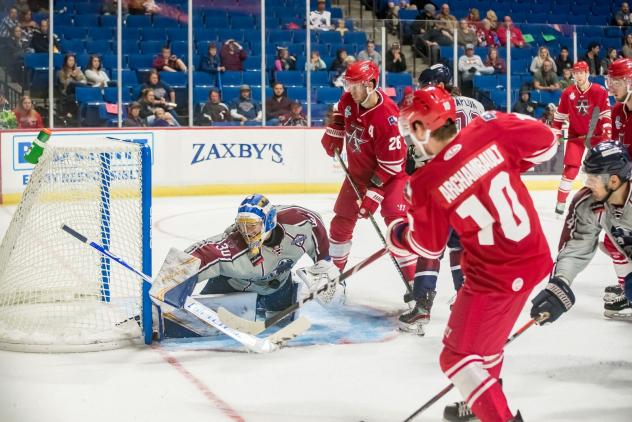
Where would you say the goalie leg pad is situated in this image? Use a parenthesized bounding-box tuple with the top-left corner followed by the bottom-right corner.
(256, 278, 299, 322)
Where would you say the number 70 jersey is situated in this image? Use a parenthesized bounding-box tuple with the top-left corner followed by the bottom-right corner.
(406, 112, 558, 293)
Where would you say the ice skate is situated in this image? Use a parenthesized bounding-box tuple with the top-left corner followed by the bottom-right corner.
(603, 284, 624, 303)
(554, 201, 565, 216)
(604, 294, 632, 321)
(398, 291, 436, 335)
(443, 401, 478, 422)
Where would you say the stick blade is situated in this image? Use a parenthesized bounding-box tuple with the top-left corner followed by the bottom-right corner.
(265, 316, 312, 347)
(218, 307, 266, 335)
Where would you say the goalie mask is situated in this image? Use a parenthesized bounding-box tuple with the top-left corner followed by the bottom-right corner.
(236, 194, 277, 260)
(398, 85, 456, 161)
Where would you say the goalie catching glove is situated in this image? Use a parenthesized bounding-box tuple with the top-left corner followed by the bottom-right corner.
(296, 259, 343, 306)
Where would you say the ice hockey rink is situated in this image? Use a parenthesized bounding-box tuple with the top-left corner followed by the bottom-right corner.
(0, 188, 631, 422)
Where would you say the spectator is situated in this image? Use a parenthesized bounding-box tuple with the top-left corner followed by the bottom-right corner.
(530, 46, 557, 74)
(309, 50, 327, 71)
(58, 53, 87, 118)
(18, 10, 38, 42)
(274, 46, 297, 72)
(414, 9, 453, 65)
(533, 59, 560, 91)
(559, 67, 574, 89)
(581, 42, 601, 75)
(484, 46, 505, 74)
(540, 103, 556, 126)
(486, 9, 498, 30)
(477, 18, 500, 47)
(335, 19, 348, 37)
(0, 89, 11, 111)
(398, 86, 414, 108)
(435, 4, 457, 36)
(458, 43, 494, 82)
(333, 55, 356, 87)
(266, 82, 292, 123)
(30, 19, 60, 53)
(601, 47, 620, 75)
(512, 89, 537, 116)
(385, 41, 407, 73)
(613, 2, 632, 27)
(14, 0, 30, 15)
(467, 8, 481, 31)
(85, 55, 111, 88)
(138, 88, 157, 120)
(555, 46, 572, 76)
(456, 18, 477, 47)
(496, 16, 526, 48)
(196, 88, 230, 126)
(152, 45, 187, 72)
(330, 48, 352, 76)
(220, 39, 247, 71)
(123, 102, 146, 127)
(410, 3, 436, 38)
(13, 95, 43, 129)
(198, 42, 224, 78)
(102, 0, 128, 15)
(151, 107, 177, 126)
(622, 33, 632, 58)
(357, 40, 382, 66)
(278, 101, 307, 127)
(142, 69, 177, 116)
(309, 0, 332, 31)
(0, 7, 18, 40)
(230, 84, 262, 124)
(4, 25, 31, 81)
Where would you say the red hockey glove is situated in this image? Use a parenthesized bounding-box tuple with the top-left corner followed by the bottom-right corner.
(321, 110, 345, 157)
(358, 187, 384, 218)
(385, 218, 413, 257)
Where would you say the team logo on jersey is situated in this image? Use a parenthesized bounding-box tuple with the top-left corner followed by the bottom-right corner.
(569, 92, 576, 100)
(344, 106, 352, 118)
(575, 99, 589, 116)
(443, 144, 462, 161)
(291, 234, 306, 247)
(615, 116, 623, 130)
(346, 123, 367, 153)
(610, 225, 632, 258)
(388, 115, 397, 126)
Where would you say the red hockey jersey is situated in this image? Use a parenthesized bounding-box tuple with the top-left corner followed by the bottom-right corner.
(334, 89, 406, 186)
(404, 112, 557, 293)
(612, 103, 632, 155)
(552, 82, 611, 142)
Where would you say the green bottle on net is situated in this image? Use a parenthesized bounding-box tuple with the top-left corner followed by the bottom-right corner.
(23, 128, 52, 165)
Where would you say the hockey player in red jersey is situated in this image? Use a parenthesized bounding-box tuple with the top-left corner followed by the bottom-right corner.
(553, 61, 612, 215)
(320, 60, 417, 287)
(387, 86, 558, 422)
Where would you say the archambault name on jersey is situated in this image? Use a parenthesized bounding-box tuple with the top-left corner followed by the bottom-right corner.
(439, 144, 505, 204)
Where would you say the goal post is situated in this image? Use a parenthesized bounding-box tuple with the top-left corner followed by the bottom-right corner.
(0, 137, 152, 352)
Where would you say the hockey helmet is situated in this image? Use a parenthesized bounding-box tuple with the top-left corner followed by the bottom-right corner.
(344, 60, 380, 88)
(400, 85, 456, 132)
(608, 58, 632, 79)
(582, 141, 632, 182)
(235, 194, 277, 257)
(418, 63, 452, 87)
(572, 61, 589, 73)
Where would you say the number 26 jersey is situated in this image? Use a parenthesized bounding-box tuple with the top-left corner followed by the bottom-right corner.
(405, 112, 558, 293)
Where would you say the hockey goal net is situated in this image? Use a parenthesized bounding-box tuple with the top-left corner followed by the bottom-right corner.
(0, 138, 152, 352)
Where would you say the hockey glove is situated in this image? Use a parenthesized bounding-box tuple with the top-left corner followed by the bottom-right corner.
(530, 276, 575, 324)
(297, 260, 342, 306)
(321, 109, 345, 157)
(358, 187, 384, 218)
(386, 218, 413, 257)
(624, 273, 632, 302)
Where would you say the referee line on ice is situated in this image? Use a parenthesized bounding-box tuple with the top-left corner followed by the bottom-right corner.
(153, 344, 246, 422)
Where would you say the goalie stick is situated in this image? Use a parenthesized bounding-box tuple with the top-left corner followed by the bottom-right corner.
(60, 224, 310, 353)
(218, 248, 389, 335)
(402, 316, 543, 422)
(333, 149, 414, 299)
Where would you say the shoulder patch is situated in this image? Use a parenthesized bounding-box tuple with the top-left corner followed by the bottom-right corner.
(388, 115, 397, 125)
(480, 111, 497, 121)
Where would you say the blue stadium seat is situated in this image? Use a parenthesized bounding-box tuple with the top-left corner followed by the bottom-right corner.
(58, 26, 86, 40)
(318, 31, 344, 44)
(316, 86, 342, 103)
(331, 7, 343, 20)
(231, 15, 254, 29)
(170, 41, 189, 57)
(222, 71, 243, 86)
(74, 14, 99, 27)
(195, 30, 218, 45)
(193, 71, 215, 86)
(76, 87, 105, 126)
(154, 15, 180, 28)
(287, 86, 307, 102)
(220, 29, 245, 43)
(61, 39, 86, 54)
(74, 2, 102, 14)
(310, 71, 331, 87)
(141, 41, 165, 57)
(159, 72, 187, 87)
(206, 16, 230, 29)
(126, 15, 152, 28)
(386, 72, 413, 87)
(222, 86, 241, 103)
(242, 71, 265, 86)
(85, 40, 112, 54)
(86, 27, 113, 41)
(268, 30, 293, 44)
(122, 41, 141, 55)
(128, 54, 155, 70)
(53, 13, 73, 27)
(194, 86, 213, 104)
(343, 32, 367, 45)
(142, 28, 167, 42)
(104, 87, 132, 103)
(122, 28, 143, 42)
(275, 71, 304, 86)
(100, 15, 116, 28)
(167, 28, 188, 42)
(243, 56, 262, 71)
(102, 54, 124, 69)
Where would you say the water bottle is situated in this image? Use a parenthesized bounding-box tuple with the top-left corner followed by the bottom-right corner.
(24, 128, 52, 164)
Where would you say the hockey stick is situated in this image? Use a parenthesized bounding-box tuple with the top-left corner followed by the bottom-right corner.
(60, 224, 310, 353)
(583, 106, 600, 149)
(218, 248, 389, 335)
(402, 317, 541, 422)
(333, 149, 413, 297)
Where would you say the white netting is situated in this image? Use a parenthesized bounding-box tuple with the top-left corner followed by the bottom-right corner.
(0, 140, 148, 352)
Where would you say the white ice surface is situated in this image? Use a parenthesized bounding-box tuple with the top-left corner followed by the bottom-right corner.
(0, 190, 631, 422)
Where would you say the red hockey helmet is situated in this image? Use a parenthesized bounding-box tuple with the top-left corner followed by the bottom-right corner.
(400, 85, 456, 132)
(572, 61, 589, 73)
(608, 58, 632, 79)
(344, 60, 380, 87)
